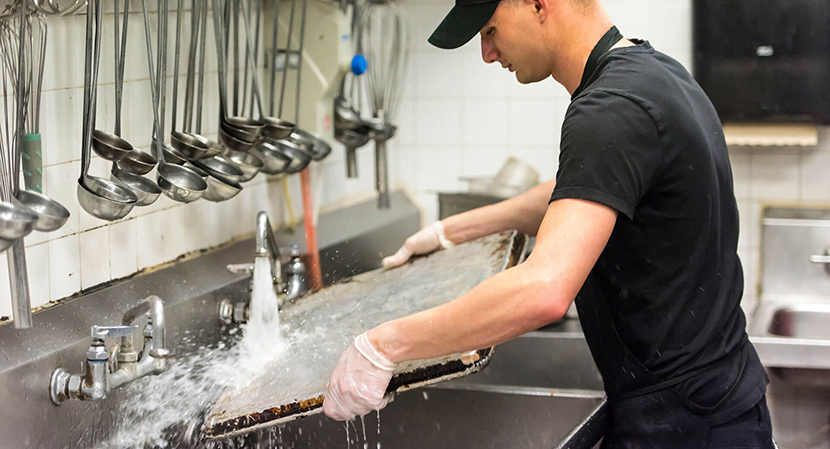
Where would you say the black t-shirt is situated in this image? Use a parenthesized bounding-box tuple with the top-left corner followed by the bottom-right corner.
(550, 40, 765, 402)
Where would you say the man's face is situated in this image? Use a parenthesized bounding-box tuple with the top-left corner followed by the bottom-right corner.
(479, 0, 551, 84)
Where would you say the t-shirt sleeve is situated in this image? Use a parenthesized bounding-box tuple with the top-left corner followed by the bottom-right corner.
(550, 90, 662, 220)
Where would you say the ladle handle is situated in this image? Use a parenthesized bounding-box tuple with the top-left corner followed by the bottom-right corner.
(211, 0, 230, 121)
(277, 0, 298, 119)
(170, 0, 184, 134)
(268, 0, 281, 116)
(194, 0, 208, 134)
(141, 0, 165, 162)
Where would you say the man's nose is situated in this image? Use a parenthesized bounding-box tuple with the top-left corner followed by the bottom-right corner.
(481, 36, 499, 64)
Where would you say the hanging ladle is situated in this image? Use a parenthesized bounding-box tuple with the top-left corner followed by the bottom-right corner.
(168, 0, 209, 160)
(88, 0, 132, 164)
(113, 0, 158, 178)
(240, 0, 294, 140)
(141, 0, 206, 203)
(109, 0, 161, 206)
(77, 0, 138, 221)
(212, 0, 261, 152)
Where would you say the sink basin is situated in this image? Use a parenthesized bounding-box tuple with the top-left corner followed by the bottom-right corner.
(768, 303, 830, 339)
(451, 329, 603, 391)
(191, 384, 606, 449)
(765, 303, 830, 387)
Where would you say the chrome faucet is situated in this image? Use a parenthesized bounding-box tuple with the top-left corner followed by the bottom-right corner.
(255, 211, 283, 287)
(50, 295, 169, 405)
(220, 212, 311, 325)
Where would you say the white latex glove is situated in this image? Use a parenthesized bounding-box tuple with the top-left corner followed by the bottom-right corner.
(323, 333, 397, 421)
(382, 221, 455, 268)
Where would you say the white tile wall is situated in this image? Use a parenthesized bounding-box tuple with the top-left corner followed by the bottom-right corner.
(0, 4, 362, 319)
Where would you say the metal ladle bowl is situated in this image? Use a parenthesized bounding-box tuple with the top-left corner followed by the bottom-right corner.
(117, 149, 158, 175)
(219, 126, 255, 152)
(221, 120, 260, 144)
(92, 129, 133, 161)
(270, 138, 312, 174)
(290, 129, 332, 161)
(171, 130, 210, 160)
(224, 150, 263, 182)
(252, 141, 291, 175)
(184, 161, 210, 179)
(0, 201, 39, 241)
(192, 155, 244, 183)
(262, 117, 295, 140)
(15, 190, 70, 232)
(202, 171, 243, 202)
(152, 140, 188, 165)
(77, 176, 138, 221)
(185, 133, 222, 159)
(156, 163, 207, 203)
(111, 168, 162, 206)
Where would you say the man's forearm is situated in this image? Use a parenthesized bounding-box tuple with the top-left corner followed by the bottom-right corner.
(442, 179, 557, 244)
(367, 259, 569, 364)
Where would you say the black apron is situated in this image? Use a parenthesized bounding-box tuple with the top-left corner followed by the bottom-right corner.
(577, 274, 767, 449)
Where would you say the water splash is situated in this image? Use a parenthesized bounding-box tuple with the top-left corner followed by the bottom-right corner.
(96, 258, 290, 448)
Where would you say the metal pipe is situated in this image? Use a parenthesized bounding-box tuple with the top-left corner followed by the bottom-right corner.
(8, 241, 32, 329)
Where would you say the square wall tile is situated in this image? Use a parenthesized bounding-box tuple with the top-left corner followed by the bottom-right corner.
(136, 212, 165, 270)
(728, 151, 750, 200)
(413, 52, 466, 99)
(42, 88, 83, 166)
(462, 148, 508, 178)
(23, 243, 51, 309)
(44, 161, 81, 240)
(417, 148, 464, 193)
(750, 151, 800, 201)
(462, 99, 509, 147)
(110, 218, 138, 280)
(800, 153, 830, 202)
(509, 100, 560, 147)
(80, 227, 111, 290)
(415, 100, 462, 146)
(49, 235, 80, 302)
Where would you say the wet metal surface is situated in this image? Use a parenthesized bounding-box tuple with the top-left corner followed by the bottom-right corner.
(205, 231, 527, 438)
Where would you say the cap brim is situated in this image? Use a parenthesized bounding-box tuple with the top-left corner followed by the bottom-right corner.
(428, 2, 500, 50)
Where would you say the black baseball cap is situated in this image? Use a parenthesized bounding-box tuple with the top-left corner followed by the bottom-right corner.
(428, 0, 501, 50)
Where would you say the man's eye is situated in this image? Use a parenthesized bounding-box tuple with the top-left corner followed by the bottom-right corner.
(486, 27, 495, 36)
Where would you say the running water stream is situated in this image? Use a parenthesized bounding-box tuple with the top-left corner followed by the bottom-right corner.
(97, 258, 288, 448)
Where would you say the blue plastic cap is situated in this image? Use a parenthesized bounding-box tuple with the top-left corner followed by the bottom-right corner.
(351, 54, 367, 75)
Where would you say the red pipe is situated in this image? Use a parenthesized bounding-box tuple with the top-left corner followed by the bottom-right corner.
(300, 168, 323, 291)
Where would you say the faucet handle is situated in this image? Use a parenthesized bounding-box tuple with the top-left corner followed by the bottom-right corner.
(91, 325, 139, 339)
(227, 263, 255, 275)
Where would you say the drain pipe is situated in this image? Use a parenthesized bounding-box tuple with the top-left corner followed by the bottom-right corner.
(300, 168, 322, 291)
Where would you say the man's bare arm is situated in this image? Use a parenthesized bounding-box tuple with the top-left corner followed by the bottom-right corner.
(442, 178, 557, 243)
(368, 198, 617, 363)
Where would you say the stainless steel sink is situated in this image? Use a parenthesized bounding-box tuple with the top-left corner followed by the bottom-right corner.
(206, 385, 606, 449)
(764, 303, 830, 387)
(768, 303, 830, 340)
(750, 301, 830, 387)
(450, 327, 603, 391)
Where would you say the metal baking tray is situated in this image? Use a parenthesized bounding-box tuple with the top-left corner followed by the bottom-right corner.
(205, 230, 527, 439)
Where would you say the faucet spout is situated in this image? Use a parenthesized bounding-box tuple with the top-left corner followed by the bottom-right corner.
(121, 295, 168, 359)
(255, 211, 282, 286)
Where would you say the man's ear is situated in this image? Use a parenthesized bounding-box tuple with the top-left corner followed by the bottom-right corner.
(534, 0, 552, 23)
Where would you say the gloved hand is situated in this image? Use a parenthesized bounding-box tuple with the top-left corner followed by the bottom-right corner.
(382, 221, 455, 268)
(323, 333, 397, 421)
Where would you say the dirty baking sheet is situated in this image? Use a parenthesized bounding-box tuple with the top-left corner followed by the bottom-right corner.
(205, 231, 527, 439)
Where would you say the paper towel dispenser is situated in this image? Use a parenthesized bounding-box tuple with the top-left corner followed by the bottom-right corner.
(693, 0, 830, 125)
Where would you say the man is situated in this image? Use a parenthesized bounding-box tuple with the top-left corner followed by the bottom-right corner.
(323, 0, 775, 447)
